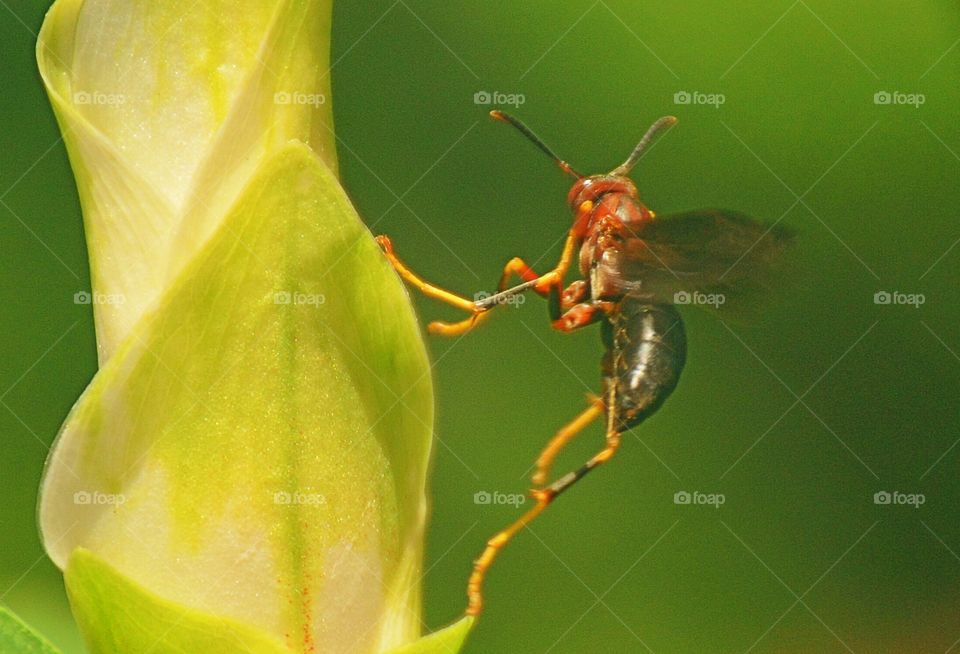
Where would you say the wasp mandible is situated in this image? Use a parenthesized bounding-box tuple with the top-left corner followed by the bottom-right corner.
(376, 110, 793, 617)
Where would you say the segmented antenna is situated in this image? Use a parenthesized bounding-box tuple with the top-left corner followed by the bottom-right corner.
(609, 116, 678, 176)
(489, 110, 581, 178)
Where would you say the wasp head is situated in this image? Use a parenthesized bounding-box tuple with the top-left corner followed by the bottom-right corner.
(566, 175, 638, 211)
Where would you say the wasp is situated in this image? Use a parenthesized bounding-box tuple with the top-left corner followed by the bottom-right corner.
(376, 110, 793, 617)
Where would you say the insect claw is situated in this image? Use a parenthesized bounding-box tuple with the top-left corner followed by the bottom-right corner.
(427, 320, 461, 336)
(428, 313, 485, 337)
(373, 234, 393, 253)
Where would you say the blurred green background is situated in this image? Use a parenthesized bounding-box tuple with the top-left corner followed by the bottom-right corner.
(2, 1, 960, 652)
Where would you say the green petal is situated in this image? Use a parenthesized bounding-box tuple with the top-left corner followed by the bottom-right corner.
(39, 141, 432, 652)
(66, 550, 473, 654)
(37, 0, 336, 362)
(66, 549, 292, 654)
(0, 607, 63, 654)
(383, 618, 474, 654)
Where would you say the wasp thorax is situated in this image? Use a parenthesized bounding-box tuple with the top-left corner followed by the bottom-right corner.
(567, 175, 638, 211)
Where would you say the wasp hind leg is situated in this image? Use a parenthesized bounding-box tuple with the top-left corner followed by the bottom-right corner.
(465, 386, 623, 616)
(532, 393, 604, 487)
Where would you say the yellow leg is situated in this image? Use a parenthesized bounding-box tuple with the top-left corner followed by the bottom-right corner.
(436, 227, 583, 336)
(429, 256, 543, 336)
(375, 235, 477, 313)
(527, 199, 592, 296)
(532, 230, 578, 296)
(377, 228, 583, 338)
(466, 489, 550, 616)
(466, 409, 623, 616)
(532, 394, 604, 487)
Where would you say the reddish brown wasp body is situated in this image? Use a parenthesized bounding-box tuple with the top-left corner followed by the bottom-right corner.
(376, 110, 792, 617)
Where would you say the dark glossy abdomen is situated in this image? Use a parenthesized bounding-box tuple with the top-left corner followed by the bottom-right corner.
(601, 298, 686, 431)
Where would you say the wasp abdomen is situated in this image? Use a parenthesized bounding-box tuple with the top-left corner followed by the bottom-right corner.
(603, 299, 686, 431)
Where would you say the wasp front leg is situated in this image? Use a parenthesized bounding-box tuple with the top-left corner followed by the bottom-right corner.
(441, 226, 586, 336)
(378, 224, 584, 336)
(376, 235, 550, 336)
(375, 235, 479, 315)
(429, 257, 546, 336)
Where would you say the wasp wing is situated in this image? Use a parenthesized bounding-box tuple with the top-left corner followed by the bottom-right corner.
(603, 209, 795, 317)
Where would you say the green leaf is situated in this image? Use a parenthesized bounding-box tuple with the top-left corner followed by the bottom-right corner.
(39, 141, 433, 652)
(383, 617, 474, 654)
(0, 606, 63, 654)
(66, 548, 292, 654)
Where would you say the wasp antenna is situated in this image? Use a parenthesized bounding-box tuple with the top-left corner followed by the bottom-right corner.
(490, 110, 581, 178)
(610, 115, 678, 177)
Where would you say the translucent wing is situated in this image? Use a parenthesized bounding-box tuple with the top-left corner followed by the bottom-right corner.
(602, 209, 795, 317)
